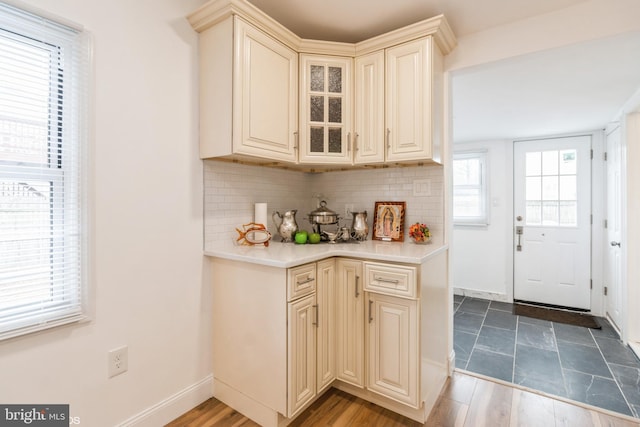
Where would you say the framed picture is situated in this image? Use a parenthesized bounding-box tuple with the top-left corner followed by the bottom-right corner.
(372, 201, 406, 242)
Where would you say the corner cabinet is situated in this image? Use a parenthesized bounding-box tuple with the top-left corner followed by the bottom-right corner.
(208, 249, 449, 427)
(198, 16, 298, 162)
(189, 0, 455, 168)
(354, 37, 445, 165)
(299, 55, 353, 164)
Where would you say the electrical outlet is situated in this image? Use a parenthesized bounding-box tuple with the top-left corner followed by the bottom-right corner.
(108, 346, 128, 378)
(345, 204, 354, 219)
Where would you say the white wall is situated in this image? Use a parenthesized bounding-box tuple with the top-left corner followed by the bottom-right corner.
(451, 140, 513, 300)
(0, 1, 210, 426)
(446, 0, 640, 72)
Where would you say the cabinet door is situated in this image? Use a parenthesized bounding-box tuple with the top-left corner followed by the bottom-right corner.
(354, 51, 385, 164)
(316, 259, 336, 393)
(234, 18, 298, 162)
(367, 293, 419, 407)
(287, 294, 317, 417)
(299, 55, 353, 164)
(335, 259, 364, 387)
(385, 37, 432, 162)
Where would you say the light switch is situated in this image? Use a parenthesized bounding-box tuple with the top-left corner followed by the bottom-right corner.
(413, 179, 431, 196)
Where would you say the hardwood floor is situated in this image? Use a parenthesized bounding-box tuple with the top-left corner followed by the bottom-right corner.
(166, 371, 640, 427)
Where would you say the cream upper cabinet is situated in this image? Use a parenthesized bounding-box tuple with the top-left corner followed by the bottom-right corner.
(354, 51, 385, 164)
(190, 1, 454, 168)
(198, 16, 298, 162)
(299, 55, 353, 164)
(354, 37, 444, 165)
(385, 37, 443, 163)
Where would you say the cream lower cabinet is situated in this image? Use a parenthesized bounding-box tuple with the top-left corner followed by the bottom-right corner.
(287, 293, 317, 416)
(361, 260, 420, 407)
(335, 258, 364, 387)
(316, 259, 337, 393)
(210, 250, 449, 427)
(288, 259, 336, 417)
(367, 293, 419, 407)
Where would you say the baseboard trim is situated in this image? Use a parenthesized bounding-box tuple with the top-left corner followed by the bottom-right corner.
(453, 288, 510, 302)
(116, 374, 213, 427)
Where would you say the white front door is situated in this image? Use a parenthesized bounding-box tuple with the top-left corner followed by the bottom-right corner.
(605, 126, 623, 329)
(513, 136, 592, 310)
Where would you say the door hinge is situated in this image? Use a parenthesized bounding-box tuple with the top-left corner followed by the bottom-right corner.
(604, 151, 608, 161)
(590, 279, 593, 290)
(604, 219, 608, 229)
(590, 149, 594, 159)
(604, 286, 608, 296)
(590, 214, 593, 225)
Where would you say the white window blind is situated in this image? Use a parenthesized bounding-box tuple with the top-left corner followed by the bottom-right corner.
(0, 3, 89, 340)
(453, 151, 488, 226)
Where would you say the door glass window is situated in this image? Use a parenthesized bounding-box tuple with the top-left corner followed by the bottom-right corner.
(310, 65, 324, 91)
(525, 149, 577, 226)
(306, 61, 345, 155)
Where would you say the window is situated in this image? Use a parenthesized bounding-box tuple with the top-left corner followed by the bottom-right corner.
(453, 151, 488, 226)
(0, 3, 89, 340)
(524, 149, 577, 226)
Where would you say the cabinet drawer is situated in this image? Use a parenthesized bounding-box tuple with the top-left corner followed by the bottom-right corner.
(288, 263, 316, 301)
(363, 262, 417, 298)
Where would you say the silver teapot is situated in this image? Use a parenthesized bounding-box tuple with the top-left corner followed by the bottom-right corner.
(350, 211, 369, 241)
(272, 210, 299, 242)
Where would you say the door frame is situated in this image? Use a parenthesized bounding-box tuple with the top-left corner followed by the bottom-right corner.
(510, 131, 605, 315)
(620, 92, 640, 351)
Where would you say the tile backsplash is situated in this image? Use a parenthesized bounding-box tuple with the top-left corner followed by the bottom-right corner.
(204, 160, 443, 248)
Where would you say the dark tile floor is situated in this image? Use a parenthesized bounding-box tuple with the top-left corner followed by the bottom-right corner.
(454, 295, 640, 418)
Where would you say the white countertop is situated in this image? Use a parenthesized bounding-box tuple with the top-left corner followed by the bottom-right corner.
(204, 239, 448, 268)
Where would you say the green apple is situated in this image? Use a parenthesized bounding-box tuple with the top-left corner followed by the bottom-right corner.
(308, 233, 321, 244)
(294, 231, 308, 244)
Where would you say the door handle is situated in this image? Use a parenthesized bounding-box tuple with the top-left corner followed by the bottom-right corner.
(516, 226, 523, 252)
(355, 275, 360, 298)
(312, 304, 318, 327)
(368, 300, 373, 323)
(610, 241, 621, 247)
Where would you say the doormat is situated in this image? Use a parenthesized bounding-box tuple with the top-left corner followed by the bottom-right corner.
(513, 303, 601, 329)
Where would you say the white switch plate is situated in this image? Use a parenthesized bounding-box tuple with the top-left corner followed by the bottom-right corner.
(345, 204, 354, 218)
(413, 179, 431, 196)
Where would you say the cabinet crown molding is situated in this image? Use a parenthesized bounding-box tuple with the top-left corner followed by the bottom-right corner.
(188, 0, 301, 50)
(188, 0, 457, 55)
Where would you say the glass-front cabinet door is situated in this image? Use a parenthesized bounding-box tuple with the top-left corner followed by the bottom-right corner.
(299, 55, 352, 164)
